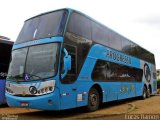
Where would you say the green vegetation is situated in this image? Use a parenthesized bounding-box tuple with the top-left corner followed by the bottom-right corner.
(157, 79, 160, 89)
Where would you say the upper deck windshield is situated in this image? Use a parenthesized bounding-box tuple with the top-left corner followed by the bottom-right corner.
(7, 43, 60, 81)
(16, 10, 68, 44)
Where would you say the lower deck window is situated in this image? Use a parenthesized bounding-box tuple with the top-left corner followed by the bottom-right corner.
(92, 60, 143, 82)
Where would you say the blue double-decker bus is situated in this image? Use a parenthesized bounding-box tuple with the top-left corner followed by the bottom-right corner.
(6, 8, 157, 111)
(0, 36, 13, 105)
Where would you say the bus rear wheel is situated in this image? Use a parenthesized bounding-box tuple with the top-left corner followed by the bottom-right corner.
(147, 87, 151, 98)
(142, 87, 147, 99)
(87, 88, 100, 112)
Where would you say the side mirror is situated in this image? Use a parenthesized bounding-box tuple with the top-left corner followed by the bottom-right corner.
(61, 48, 71, 79)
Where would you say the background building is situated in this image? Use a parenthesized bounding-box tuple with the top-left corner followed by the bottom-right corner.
(157, 69, 160, 80)
(0, 36, 10, 41)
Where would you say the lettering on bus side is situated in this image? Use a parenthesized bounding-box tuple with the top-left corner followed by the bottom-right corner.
(106, 49, 132, 65)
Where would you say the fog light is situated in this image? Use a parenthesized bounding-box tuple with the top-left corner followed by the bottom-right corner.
(41, 88, 44, 93)
(45, 87, 48, 92)
(49, 87, 53, 91)
(37, 90, 41, 94)
(48, 99, 53, 105)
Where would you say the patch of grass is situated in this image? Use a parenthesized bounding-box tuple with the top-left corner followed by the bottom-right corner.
(157, 79, 160, 89)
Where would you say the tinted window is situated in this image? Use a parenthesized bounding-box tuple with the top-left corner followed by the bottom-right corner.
(92, 22, 109, 45)
(62, 32, 92, 84)
(130, 42, 155, 64)
(122, 38, 131, 54)
(35, 12, 66, 39)
(17, 17, 39, 43)
(7, 48, 28, 80)
(92, 60, 143, 82)
(16, 10, 67, 43)
(130, 42, 137, 56)
(109, 32, 122, 51)
(142, 49, 155, 64)
(65, 32, 92, 74)
(67, 12, 155, 65)
(7, 43, 60, 81)
(67, 12, 91, 40)
(25, 43, 59, 80)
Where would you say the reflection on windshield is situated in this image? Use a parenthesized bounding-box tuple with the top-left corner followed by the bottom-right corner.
(25, 43, 59, 80)
(16, 10, 68, 44)
(7, 43, 59, 81)
(7, 48, 28, 81)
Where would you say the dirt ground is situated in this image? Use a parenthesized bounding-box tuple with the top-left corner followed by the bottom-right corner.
(0, 95, 160, 120)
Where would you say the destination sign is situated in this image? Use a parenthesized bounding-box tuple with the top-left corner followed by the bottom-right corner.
(107, 49, 132, 65)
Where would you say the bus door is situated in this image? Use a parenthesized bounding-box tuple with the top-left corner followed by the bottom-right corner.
(60, 44, 78, 109)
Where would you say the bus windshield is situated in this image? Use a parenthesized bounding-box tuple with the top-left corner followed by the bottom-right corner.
(16, 10, 68, 44)
(7, 43, 60, 81)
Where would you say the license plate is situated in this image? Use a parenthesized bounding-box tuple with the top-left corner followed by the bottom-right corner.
(20, 102, 29, 107)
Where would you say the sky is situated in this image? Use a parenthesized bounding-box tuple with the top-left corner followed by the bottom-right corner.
(0, 0, 160, 68)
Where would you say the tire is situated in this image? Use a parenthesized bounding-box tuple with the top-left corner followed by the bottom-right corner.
(147, 87, 151, 98)
(142, 87, 147, 99)
(87, 88, 100, 112)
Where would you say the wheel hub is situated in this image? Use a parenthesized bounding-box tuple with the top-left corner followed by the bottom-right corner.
(90, 94, 97, 106)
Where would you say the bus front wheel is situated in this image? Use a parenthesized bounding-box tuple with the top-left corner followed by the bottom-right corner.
(87, 88, 100, 112)
(142, 86, 147, 99)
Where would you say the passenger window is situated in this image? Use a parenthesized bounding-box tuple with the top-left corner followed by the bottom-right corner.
(92, 60, 143, 82)
(67, 12, 91, 40)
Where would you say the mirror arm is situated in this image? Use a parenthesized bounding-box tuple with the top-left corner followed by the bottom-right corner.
(61, 69, 67, 79)
(61, 48, 70, 79)
(63, 48, 68, 57)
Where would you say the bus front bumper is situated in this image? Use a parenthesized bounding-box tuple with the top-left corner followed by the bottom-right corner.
(5, 91, 60, 110)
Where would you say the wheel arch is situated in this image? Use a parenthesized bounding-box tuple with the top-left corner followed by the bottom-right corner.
(90, 84, 103, 104)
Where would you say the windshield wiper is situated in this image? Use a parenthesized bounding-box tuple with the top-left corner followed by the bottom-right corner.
(7, 75, 23, 83)
(23, 73, 48, 81)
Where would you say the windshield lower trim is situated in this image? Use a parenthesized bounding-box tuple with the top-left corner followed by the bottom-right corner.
(13, 36, 63, 50)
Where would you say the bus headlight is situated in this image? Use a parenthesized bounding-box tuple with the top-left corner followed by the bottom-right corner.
(36, 86, 54, 95)
(6, 88, 14, 94)
(5, 80, 56, 96)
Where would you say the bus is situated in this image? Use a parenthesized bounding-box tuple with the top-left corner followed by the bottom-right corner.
(0, 36, 13, 105)
(6, 8, 157, 111)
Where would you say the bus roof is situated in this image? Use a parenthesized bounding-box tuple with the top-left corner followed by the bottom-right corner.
(25, 8, 70, 22)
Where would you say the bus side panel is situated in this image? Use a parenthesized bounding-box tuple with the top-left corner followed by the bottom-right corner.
(118, 82, 136, 99)
(101, 82, 120, 102)
(76, 81, 94, 107)
(0, 80, 6, 104)
(135, 82, 144, 96)
(76, 56, 96, 107)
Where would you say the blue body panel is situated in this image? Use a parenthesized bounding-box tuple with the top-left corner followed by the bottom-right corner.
(0, 80, 6, 104)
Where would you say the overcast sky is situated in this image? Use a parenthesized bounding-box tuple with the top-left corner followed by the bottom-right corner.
(0, 0, 160, 68)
